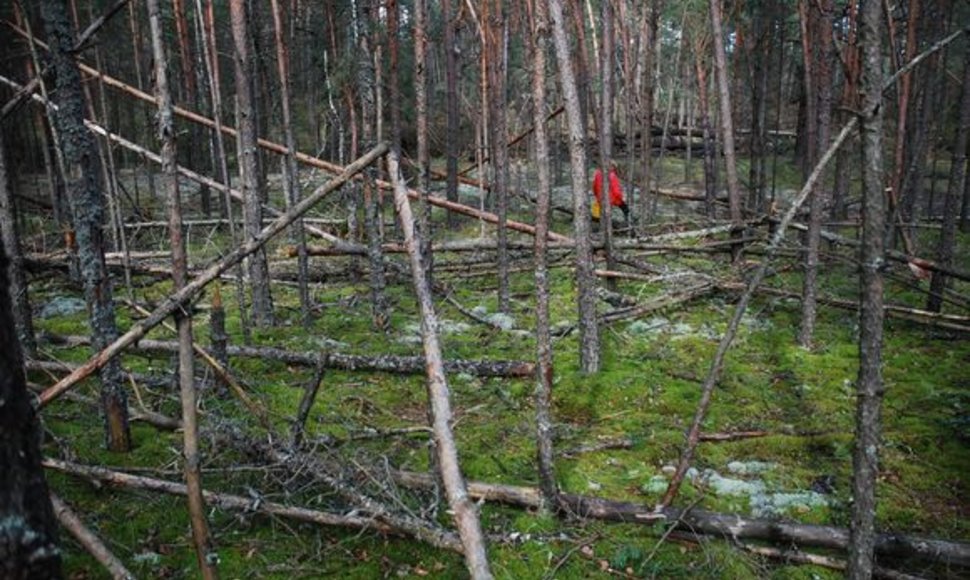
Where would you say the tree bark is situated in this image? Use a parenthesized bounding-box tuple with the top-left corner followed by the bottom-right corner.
(40, 0, 131, 452)
(0, 240, 61, 579)
(598, 0, 617, 290)
(387, 151, 493, 579)
(414, 0, 432, 287)
(528, 0, 558, 508)
(146, 0, 219, 576)
(0, 133, 35, 354)
(229, 0, 274, 327)
(848, 0, 887, 575)
(549, 0, 600, 373)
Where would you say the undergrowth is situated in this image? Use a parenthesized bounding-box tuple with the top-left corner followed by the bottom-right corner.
(25, 155, 970, 579)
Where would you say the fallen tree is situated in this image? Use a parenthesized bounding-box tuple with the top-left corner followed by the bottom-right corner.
(48, 335, 535, 378)
(391, 470, 970, 568)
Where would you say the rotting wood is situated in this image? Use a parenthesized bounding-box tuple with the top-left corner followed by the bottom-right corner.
(43, 459, 462, 553)
(739, 543, 926, 580)
(390, 470, 970, 568)
(50, 335, 534, 379)
(35, 142, 389, 408)
(49, 493, 134, 580)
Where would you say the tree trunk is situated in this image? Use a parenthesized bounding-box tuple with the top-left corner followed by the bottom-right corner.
(443, 0, 460, 229)
(799, 0, 835, 348)
(598, 0, 617, 290)
(550, 0, 600, 373)
(708, 0, 743, 238)
(0, 240, 61, 579)
(529, 0, 558, 508)
(270, 0, 311, 326)
(387, 151, 494, 579)
(926, 46, 970, 312)
(40, 0, 131, 452)
(229, 0, 274, 327)
(197, 0, 252, 344)
(848, 0, 887, 575)
(486, 0, 510, 313)
(692, 35, 717, 221)
(414, 0, 433, 288)
(145, 2, 219, 576)
(0, 134, 35, 354)
(637, 2, 659, 231)
(357, 0, 390, 332)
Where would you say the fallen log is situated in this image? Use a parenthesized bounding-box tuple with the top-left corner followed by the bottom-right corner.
(391, 470, 970, 568)
(719, 282, 970, 333)
(49, 335, 535, 379)
(43, 459, 462, 553)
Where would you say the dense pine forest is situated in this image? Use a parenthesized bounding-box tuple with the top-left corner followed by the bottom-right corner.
(1, 0, 969, 578)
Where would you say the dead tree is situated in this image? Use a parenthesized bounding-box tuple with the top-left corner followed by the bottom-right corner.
(40, 0, 130, 452)
(485, 0, 511, 313)
(528, 0, 558, 508)
(708, 0, 743, 256)
(387, 151, 493, 579)
(146, 0, 219, 576)
(549, 0, 600, 373)
(0, 240, 61, 579)
(0, 133, 35, 354)
(848, 0, 887, 575)
(229, 0, 275, 327)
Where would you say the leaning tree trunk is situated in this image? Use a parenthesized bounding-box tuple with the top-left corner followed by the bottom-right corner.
(387, 151, 493, 580)
(0, 241, 61, 579)
(848, 0, 887, 576)
(229, 0, 274, 327)
(146, 0, 219, 577)
(529, 0, 558, 508)
(926, 44, 970, 312)
(0, 134, 35, 354)
(40, 0, 131, 452)
(550, 0, 600, 374)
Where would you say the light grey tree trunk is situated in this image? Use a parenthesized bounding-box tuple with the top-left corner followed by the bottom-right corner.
(549, 0, 600, 374)
(486, 0, 511, 313)
(529, 0, 558, 508)
(414, 0, 433, 288)
(848, 0, 887, 575)
(229, 0, 274, 327)
(146, 0, 219, 576)
(40, 0, 130, 452)
(387, 151, 493, 580)
(708, 0, 743, 253)
(443, 0, 460, 229)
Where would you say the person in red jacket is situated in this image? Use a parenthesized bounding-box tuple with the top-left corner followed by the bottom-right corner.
(592, 162, 629, 222)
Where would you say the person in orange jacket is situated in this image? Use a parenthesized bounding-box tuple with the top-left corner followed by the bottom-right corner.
(592, 162, 629, 222)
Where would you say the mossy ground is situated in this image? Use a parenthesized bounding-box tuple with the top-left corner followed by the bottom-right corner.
(24, 155, 970, 579)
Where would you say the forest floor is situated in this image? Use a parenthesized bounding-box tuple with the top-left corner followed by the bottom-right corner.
(23, 154, 970, 578)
